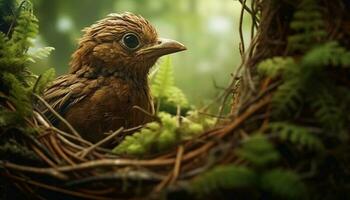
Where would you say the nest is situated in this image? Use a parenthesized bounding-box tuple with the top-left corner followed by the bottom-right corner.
(1, 0, 350, 199)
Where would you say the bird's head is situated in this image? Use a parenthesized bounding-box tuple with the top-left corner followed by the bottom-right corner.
(70, 12, 186, 79)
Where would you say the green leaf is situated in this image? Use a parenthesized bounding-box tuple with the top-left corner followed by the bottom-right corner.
(272, 77, 304, 117)
(151, 56, 189, 108)
(33, 68, 55, 94)
(167, 86, 188, 107)
(28, 46, 55, 63)
(113, 112, 178, 156)
(190, 165, 256, 196)
(236, 134, 280, 167)
(269, 122, 324, 150)
(261, 169, 307, 200)
(302, 41, 350, 68)
(311, 88, 346, 136)
(151, 56, 174, 98)
(257, 57, 296, 77)
(2, 72, 32, 117)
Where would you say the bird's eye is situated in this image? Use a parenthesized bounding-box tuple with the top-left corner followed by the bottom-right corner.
(122, 33, 140, 50)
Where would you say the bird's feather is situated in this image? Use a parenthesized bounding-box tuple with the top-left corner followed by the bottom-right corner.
(42, 74, 98, 125)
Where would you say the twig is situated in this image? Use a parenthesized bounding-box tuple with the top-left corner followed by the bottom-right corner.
(239, 0, 247, 55)
(50, 134, 75, 165)
(238, 80, 280, 114)
(76, 127, 124, 158)
(56, 134, 84, 151)
(170, 145, 184, 184)
(153, 173, 172, 193)
(34, 94, 81, 138)
(0, 161, 68, 180)
(219, 95, 271, 137)
(61, 145, 87, 162)
(1, 173, 116, 200)
(51, 127, 91, 147)
(132, 105, 158, 121)
(31, 145, 58, 167)
(66, 171, 164, 187)
(198, 111, 231, 119)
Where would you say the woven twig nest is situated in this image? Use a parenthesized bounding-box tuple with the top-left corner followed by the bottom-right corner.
(1, 90, 270, 199)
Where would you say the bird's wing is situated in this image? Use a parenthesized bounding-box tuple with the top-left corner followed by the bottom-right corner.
(41, 74, 99, 125)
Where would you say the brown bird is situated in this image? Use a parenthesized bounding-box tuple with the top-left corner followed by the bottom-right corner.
(42, 12, 186, 143)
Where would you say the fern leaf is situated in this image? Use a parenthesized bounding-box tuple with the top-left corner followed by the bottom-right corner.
(28, 46, 55, 63)
(190, 165, 256, 196)
(33, 68, 55, 94)
(288, 0, 326, 51)
(0, 109, 19, 126)
(311, 88, 345, 136)
(236, 134, 280, 167)
(261, 169, 307, 200)
(269, 122, 323, 150)
(257, 57, 296, 77)
(113, 112, 178, 156)
(2, 72, 32, 117)
(167, 86, 188, 107)
(302, 41, 350, 68)
(272, 77, 304, 117)
(10, 9, 38, 53)
(151, 56, 174, 98)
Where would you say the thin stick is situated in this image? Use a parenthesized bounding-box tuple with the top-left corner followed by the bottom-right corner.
(153, 173, 172, 193)
(51, 127, 92, 147)
(31, 145, 58, 167)
(170, 145, 184, 184)
(219, 96, 271, 137)
(50, 134, 75, 165)
(132, 105, 159, 120)
(76, 127, 124, 158)
(57, 134, 85, 151)
(34, 94, 81, 138)
(239, 0, 247, 55)
(61, 145, 87, 162)
(33, 110, 51, 127)
(1, 173, 116, 200)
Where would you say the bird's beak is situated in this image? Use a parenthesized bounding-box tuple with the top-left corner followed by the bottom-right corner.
(138, 38, 186, 58)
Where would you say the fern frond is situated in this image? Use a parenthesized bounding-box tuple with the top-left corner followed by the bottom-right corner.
(151, 56, 189, 109)
(0, 109, 19, 126)
(2, 72, 32, 117)
(184, 110, 216, 130)
(272, 77, 304, 117)
(261, 169, 307, 200)
(288, 0, 326, 52)
(113, 112, 178, 156)
(10, 9, 38, 53)
(167, 86, 188, 107)
(311, 88, 345, 136)
(179, 118, 203, 140)
(257, 57, 296, 77)
(0, 32, 8, 52)
(151, 56, 174, 98)
(0, 3, 38, 74)
(268, 122, 323, 150)
(302, 41, 350, 68)
(28, 46, 55, 63)
(190, 165, 256, 197)
(32, 68, 55, 94)
(236, 134, 280, 167)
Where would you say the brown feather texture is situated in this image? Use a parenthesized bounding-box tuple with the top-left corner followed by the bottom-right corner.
(41, 12, 186, 143)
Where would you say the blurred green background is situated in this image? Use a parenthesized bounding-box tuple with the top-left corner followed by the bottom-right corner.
(29, 0, 251, 106)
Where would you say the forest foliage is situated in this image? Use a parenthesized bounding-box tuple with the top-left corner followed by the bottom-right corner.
(186, 0, 350, 199)
(1, 0, 350, 199)
(0, 0, 54, 128)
